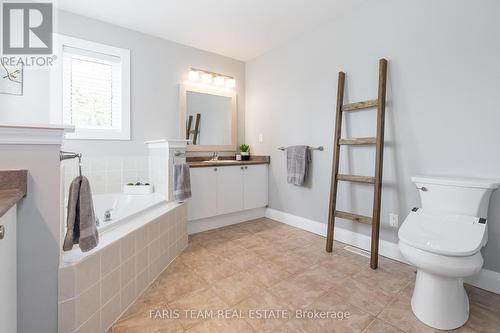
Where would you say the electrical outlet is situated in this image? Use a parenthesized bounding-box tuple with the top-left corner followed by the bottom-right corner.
(389, 213, 399, 227)
(258, 133, 263, 143)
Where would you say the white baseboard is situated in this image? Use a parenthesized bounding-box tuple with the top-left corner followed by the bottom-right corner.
(187, 207, 266, 234)
(465, 268, 500, 294)
(265, 208, 406, 263)
(265, 208, 500, 295)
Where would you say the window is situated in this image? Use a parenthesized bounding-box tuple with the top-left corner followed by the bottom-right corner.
(52, 35, 130, 140)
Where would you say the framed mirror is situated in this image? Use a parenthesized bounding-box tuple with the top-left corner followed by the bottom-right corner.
(179, 84, 237, 151)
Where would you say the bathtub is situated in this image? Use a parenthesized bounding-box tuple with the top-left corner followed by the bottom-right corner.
(93, 193, 166, 233)
(59, 194, 188, 333)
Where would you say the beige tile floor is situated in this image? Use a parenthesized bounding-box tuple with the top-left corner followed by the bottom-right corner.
(112, 218, 500, 333)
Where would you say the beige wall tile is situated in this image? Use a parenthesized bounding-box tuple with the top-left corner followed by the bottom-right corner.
(135, 226, 149, 251)
(75, 309, 101, 333)
(59, 265, 76, 302)
(120, 280, 137, 313)
(101, 241, 121, 277)
(75, 282, 100, 328)
(58, 298, 75, 333)
(101, 293, 121, 332)
(101, 267, 121, 305)
(76, 254, 100, 295)
(121, 256, 136, 288)
(120, 233, 136, 261)
(135, 247, 149, 275)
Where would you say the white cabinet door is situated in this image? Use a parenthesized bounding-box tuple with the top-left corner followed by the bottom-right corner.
(216, 166, 244, 215)
(187, 167, 217, 220)
(0, 207, 17, 333)
(243, 164, 268, 210)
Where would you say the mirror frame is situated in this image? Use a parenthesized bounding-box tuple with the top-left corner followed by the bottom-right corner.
(179, 83, 237, 152)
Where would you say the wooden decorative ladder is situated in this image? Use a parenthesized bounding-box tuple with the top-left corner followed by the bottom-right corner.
(325, 58, 388, 269)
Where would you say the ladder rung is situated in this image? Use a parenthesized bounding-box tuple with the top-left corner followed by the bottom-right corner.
(342, 99, 378, 112)
(335, 210, 372, 225)
(337, 174, 375, 184)
(339, 137, 376, 145)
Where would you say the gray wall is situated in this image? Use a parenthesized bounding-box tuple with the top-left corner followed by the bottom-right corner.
(245, 0, 500, 272)
(0, 10, 246, 157)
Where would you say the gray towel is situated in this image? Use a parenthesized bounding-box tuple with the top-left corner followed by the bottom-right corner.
(286, 145, 311, 186)
(63, 176, 99, 252)
(174, 164, 192, 202)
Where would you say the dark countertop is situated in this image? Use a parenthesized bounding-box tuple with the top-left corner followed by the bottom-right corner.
(0, 170, 27, 218)
(187, 155, 270, 168)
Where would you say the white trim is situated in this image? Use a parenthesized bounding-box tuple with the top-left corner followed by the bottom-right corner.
(50, 34, 131, 141)
(188, 207, 266, 234)
(465, 268, 500, 294)
(0, 123, 74, 131)
(265, 208, 407, 263)
(146, 139, 190, 149)
(0, 124, 74, 145)
(265, 208, 500, 294)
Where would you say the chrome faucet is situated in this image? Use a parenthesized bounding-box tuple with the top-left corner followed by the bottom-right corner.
(211, 152, 219, 161)
(104, 209, 113, 222)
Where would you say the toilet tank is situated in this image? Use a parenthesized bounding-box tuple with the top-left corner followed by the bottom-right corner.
(411, 176, 500, 218)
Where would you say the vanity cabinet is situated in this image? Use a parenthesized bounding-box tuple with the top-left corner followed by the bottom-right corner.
(243, 164, 268, 210)
(216, 166, 244, 215)
(188, 164, 268, 220)
(188, 167, 217, 220)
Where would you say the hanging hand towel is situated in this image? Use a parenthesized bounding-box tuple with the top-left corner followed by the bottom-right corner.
(286, 145, 311, 186)
(174, 163, 192, 202)
(63, 176, 99, 252)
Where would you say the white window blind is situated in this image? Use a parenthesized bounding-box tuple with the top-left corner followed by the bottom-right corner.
(62, 46, 122, 131)
(53, 35, 130, 140)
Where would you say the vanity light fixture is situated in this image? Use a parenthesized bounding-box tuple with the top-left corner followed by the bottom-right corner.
(225, 78, 236, 88)
(201, 72, 213, 83)
(214, 76, 225, 86)
(187, 68, 235, 89)
(188, 70, 200, 81)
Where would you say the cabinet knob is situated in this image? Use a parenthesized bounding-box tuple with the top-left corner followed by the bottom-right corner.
(240, 166, 244, 170)
(245, 166, 248, 169)
(214, 168, 218, 171)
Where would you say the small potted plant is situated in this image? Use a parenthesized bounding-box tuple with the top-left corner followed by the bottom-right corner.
(239, 144, 250, 161)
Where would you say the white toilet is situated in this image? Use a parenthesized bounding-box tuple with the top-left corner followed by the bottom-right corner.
(398, 176, 500, 330)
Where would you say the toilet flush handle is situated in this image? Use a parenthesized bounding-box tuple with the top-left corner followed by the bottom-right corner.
(416, 186, 428, 191)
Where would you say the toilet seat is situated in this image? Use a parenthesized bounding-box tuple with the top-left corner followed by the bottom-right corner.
(398, 209, 487, 257)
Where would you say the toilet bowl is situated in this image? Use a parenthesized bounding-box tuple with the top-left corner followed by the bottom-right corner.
(398, 176, 500, 330)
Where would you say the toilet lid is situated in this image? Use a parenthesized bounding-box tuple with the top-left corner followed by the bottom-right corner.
(398, 208, 487, 257)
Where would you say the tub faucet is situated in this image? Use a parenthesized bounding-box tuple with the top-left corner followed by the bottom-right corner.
(104, 209, 113, 222)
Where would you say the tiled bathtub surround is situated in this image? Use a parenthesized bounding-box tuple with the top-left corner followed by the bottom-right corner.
(58, 204, 187, 333)
(62, 156, 149, 196)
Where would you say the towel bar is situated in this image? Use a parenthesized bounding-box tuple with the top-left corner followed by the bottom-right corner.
(277, 146, 324, 151)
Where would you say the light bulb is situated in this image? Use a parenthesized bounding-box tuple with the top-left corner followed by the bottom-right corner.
(214, 76, 225, 86)
(201, 73, 213, 83)
(225, 78, 236, 88)
(188, 70, 199, 81)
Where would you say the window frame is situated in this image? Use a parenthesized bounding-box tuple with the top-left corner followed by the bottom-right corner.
(51, 34, 131, 140)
